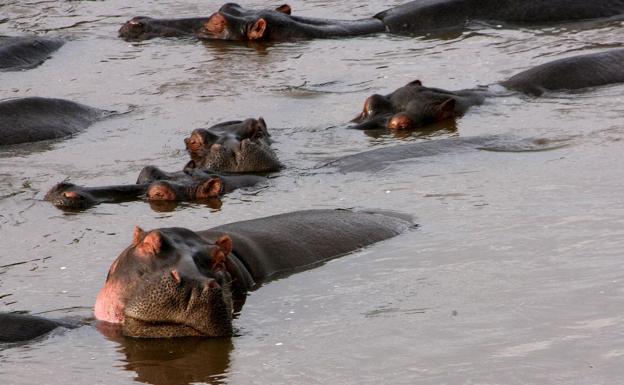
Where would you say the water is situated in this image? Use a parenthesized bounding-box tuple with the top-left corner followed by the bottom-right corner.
(1, 1, 624, 384)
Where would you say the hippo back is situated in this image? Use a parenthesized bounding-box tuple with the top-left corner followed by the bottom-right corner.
(0, 36, 64, 71)
(200, 209, 413, 284)
(0, 97, 108, 145)
(501, 48, 624, 95)
(376, 0, 624, 34)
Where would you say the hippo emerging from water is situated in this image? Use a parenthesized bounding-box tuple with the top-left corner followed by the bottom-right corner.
(184, 118, 282, 173)
(0, 97, 112, 146)
(351, 48, 624, 131)
(93, 209, 412, 338)
(0, 36, 64, 71)
(121, 1, 624, 41)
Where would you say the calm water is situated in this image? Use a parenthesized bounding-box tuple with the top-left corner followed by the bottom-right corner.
(1, 1, 624, 384)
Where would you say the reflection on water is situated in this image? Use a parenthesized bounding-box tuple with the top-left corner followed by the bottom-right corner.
(98, 322, 233, 385)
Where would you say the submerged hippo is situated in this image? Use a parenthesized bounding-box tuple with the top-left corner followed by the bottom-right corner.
(325, 135, 571, 173)
(0, 97, 112, 146)
(46, 165, 266, 210)
(0, 313, 74, 342)
(192, 1, 624, 41)
(185, 118, 282, 173)
(351, 48, 624, 131)
(0, 36, 64, 71)
(196, 3, 384, 41)
(94, 209, 413, 338)
(119, 16, 209, 41)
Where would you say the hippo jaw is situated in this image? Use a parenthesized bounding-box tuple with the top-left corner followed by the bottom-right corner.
(122, 272, 234, 338)
(94, 227, 236, 338)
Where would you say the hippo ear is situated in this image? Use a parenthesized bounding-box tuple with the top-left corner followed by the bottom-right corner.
(434, 98, 456, 121)
(212, 235, 233, 270)
(407, 80, 423, 87)
(136, 231, 163, 257)
(197, 178, 223, 198)
(247, 18, 267, 40)
(215, 235, 233, 256)
(275, 4, 292, 14)
(133, 226, 145, 246)
(205, 12, 228, 35)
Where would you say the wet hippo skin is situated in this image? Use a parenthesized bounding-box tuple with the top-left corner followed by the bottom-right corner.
(0, 97, 112, 146)
(119, 17, 209, 41)
(0, 313, 73, 342)
(324, 135, 571, 173)
(351, 48, 624, 131)
(189, 1, 624, 41)
(196, 3, 385, 41)
(0, 36, 64, 71)
(376, 0, 624, 35)
(184, 118, 282, 173)
(46, 165, 266, 210)
(94, 209, 413, 338)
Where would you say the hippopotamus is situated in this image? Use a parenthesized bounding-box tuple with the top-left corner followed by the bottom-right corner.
(325, 135, 570, 173)
(94, 209, 413, 337)
(351, 48, 624, 131)
(119, 16, 209, 41)
(0, 97, 112, 146)
(0, 313, 74, 342)
(0, 36, 64, 71)
(184, 118, 282, 173)
(375, 0, 624, 35)
(191, 1, 624, 41)
(195, 3, 385, 41)
(45, 165, 267, 210)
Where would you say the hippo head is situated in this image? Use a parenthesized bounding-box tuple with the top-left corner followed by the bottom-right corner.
(197, 3, 292, 41)
(146, 179, 223, 201)
(119, 17, 158, 40)
(45, 182, 96, 210)
(95, 227, 235, 338)
(184, 118, 282, 173)
(351, 80, 458, 131)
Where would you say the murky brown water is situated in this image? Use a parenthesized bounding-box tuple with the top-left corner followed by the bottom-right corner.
(1, 1, 624, 384)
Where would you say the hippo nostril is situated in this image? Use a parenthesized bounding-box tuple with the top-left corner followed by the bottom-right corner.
(207, 280, 220, 290)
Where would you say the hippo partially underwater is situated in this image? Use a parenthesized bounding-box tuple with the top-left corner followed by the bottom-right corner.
(0, 36, 64, 71)
(120, 1, 624, 41)
(350, 48, 624, 131)
(45, 164, 266, 211)
(1, 209, 413, 341)
(0, 97, 113, 146)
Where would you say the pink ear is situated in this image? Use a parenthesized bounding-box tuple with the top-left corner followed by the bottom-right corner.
(215, 235, 233, 256)
(198, 178, 223, 198)
(205, 12, 227, 35)
(133, 226, 144, 246)
(136, 231, 163, 256)
(247, 18, 267, 40)
(275, 4, 292, 14)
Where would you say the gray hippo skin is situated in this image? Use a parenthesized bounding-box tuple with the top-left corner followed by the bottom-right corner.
(193, 1, 624, 41)
(500, 48, 624, 96)
(0, 36, 64, 71)
(46, 165, 266, 210)
(0, 313, 72, 342)
(196, 3, 384, 41)
(352, 49, 624, 131)
(325, 136, 570, 173)
(376, 0, 624, 34)
(119, 17, 209, 41)
(0, 97, 111, 146)
(184, 118, 282, 173)
(94, 209, 413, 338)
